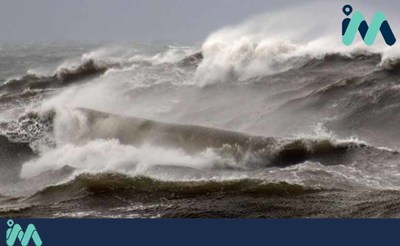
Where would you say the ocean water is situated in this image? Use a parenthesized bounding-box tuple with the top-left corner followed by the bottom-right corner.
(2, 4, 400, 218)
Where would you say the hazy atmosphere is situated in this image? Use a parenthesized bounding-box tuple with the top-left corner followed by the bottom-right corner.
(1, 0, 399, 43)
(0, 0, 304, 43)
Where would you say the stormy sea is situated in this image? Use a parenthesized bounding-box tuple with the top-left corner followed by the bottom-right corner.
(2, 6, 400, 218)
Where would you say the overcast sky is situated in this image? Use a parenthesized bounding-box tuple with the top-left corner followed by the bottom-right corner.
(0, 0, 399, 43)
(0, 0, 310, 43)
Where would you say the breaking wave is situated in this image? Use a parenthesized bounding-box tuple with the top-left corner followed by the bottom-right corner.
(1, 59, 112, 93)
(0, 107, 397, 189)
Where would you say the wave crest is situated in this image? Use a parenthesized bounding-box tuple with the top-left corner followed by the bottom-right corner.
(28, 172, 316, 203)
(2, 59, 112, 93)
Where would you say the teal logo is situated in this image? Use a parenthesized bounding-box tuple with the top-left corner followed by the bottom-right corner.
(342, 5, 396, 46)
(6, 220, 43, 246)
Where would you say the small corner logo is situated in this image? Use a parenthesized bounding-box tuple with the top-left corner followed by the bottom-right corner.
(342, 4, 396, 46)
(6, 220, 43, 246)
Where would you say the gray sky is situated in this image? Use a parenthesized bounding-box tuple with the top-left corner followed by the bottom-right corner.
(0, 0, 399, 43)
(0, 0, 306, 43)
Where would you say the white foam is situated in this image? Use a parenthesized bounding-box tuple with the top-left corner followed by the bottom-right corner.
(194, 2, 400, 85)
(20, 139, 224, 179)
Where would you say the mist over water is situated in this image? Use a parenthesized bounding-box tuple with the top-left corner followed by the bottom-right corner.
(2, 2, 400, 217)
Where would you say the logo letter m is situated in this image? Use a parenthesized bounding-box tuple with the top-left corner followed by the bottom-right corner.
(342, 6, 396, 46)
(6, 223, 43, 246)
